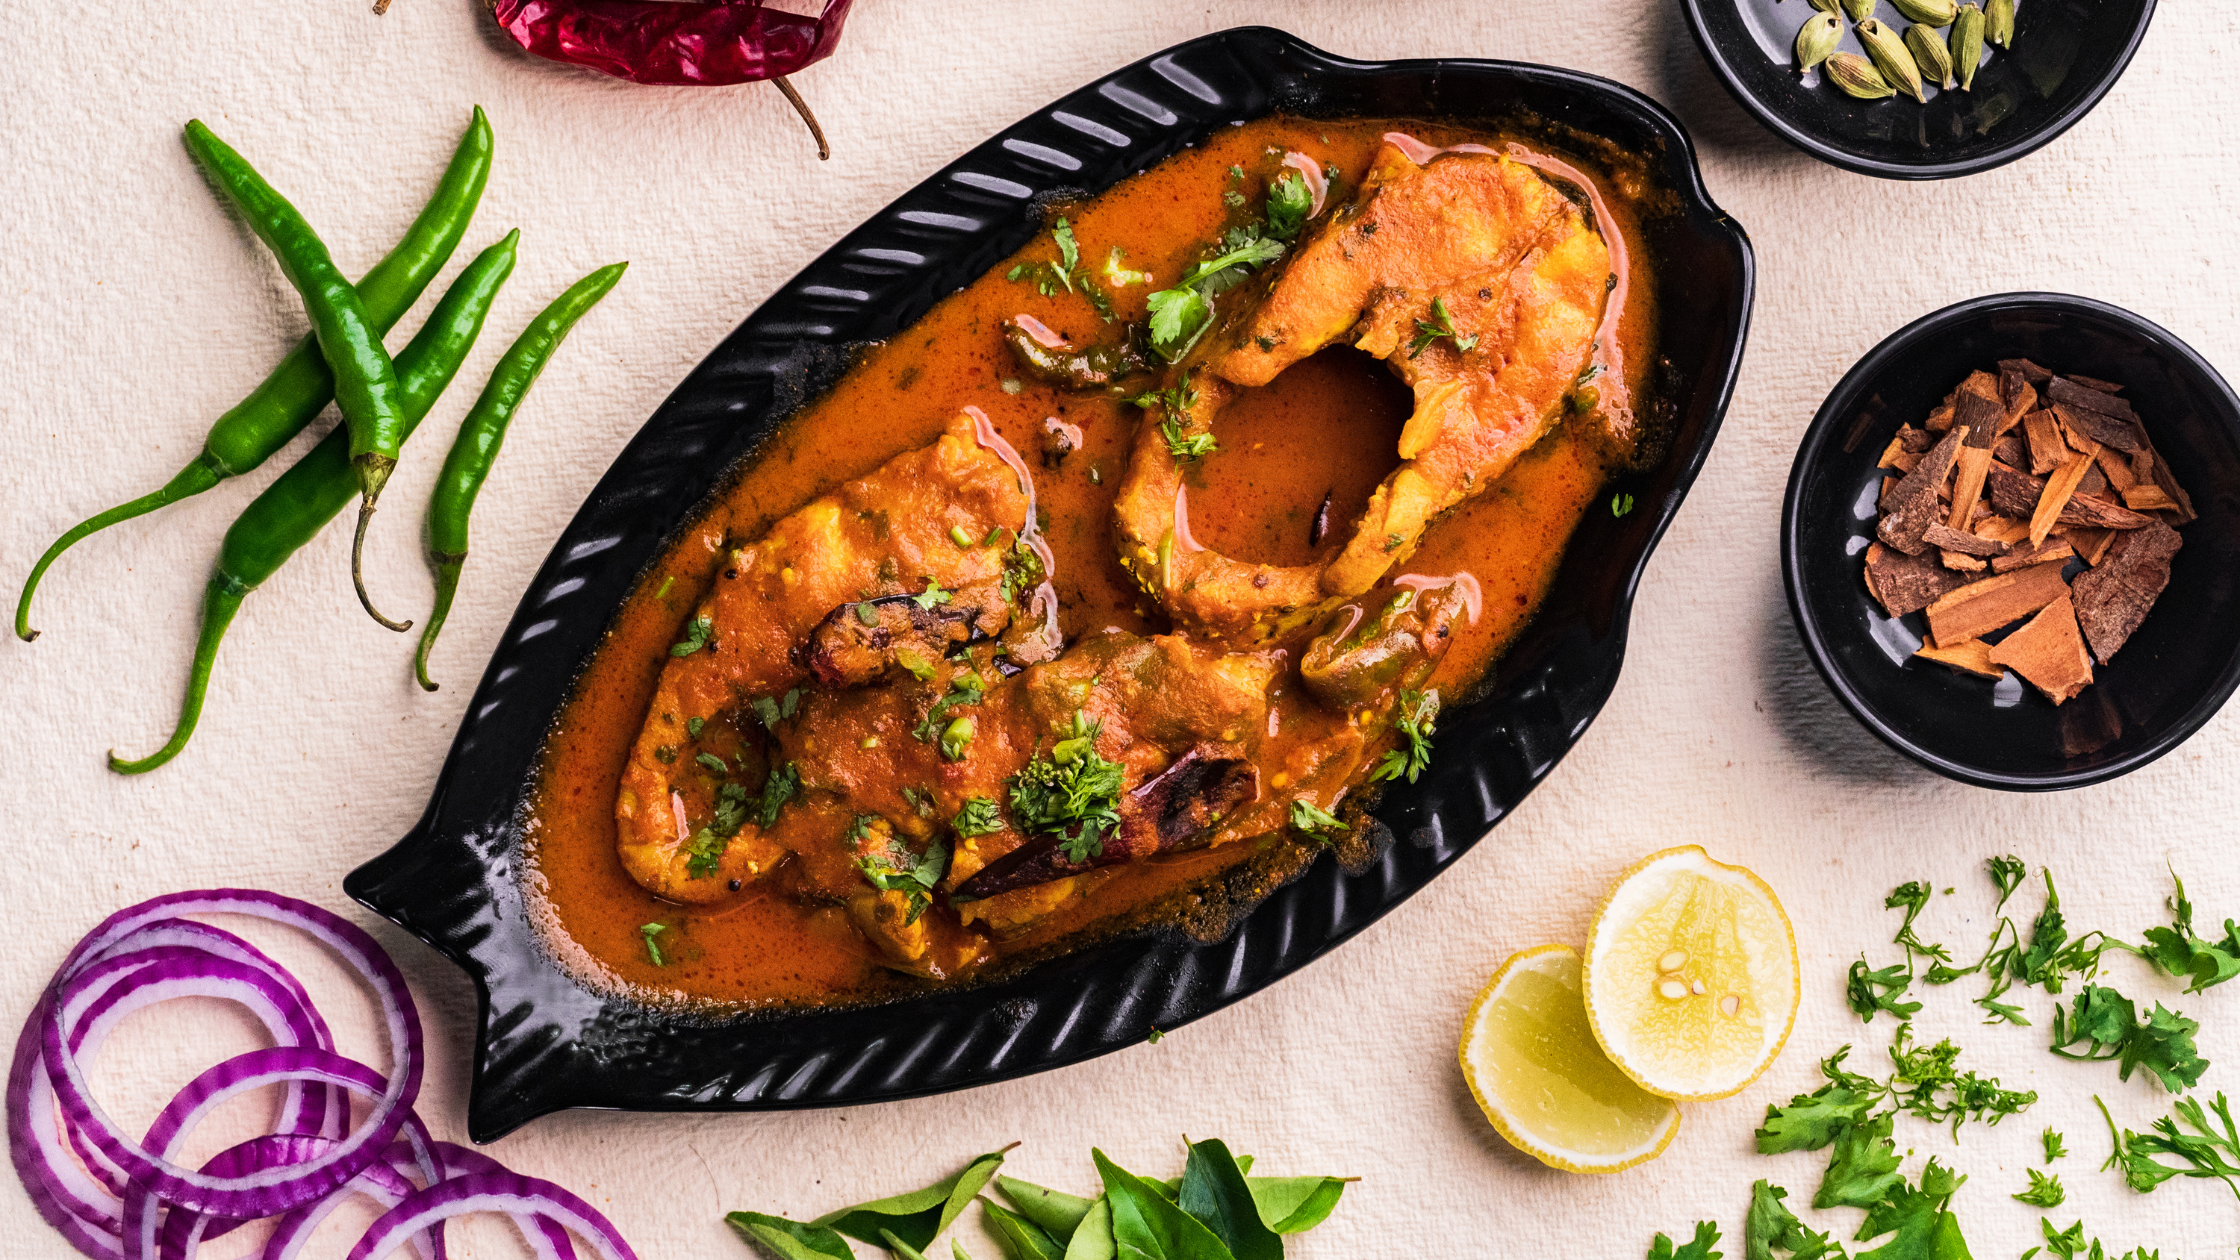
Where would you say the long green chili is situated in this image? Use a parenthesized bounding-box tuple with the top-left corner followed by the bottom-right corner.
(181, 120, 420, 632)
(14, 106, 491, 643)
(414, 261, 627, 690)
(109, 232, 519, 774)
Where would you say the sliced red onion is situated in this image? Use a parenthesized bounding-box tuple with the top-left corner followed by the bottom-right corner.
(428, 1146, 578, 1260)
(35, 891, 423, 1218)
(152, 1135, 339, 1260)
(344, 1172, 635, 1260)
(257, 1141, 442, 1260)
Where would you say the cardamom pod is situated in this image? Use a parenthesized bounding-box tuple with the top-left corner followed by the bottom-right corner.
(1906, 22, 1955, 88)
(1796, 12, 1844, 72)
(1951, 4, 1986, 89)
(1891, 0, 1959, 25)
(1858, 19, 1927, 102)
(1841, 0, 1876, 21)
(1825, 50, 1896, 99)
(1808, 0, 1843, 12)
(1986, 0, 2015, 47)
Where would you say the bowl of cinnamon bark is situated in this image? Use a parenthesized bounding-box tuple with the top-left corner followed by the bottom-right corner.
(1783, 292, 2240, 790)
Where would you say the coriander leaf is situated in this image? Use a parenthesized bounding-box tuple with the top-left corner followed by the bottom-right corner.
(1092, 1148, 1233, 1260)
(1266, 170, 1312, 240)
(1845, 959, 1920, 1023)
(1159, 415, 1218, 462)
(914, 579, 954, 610)
(1053, 218, 1080, 279)
(953, 796, 1005, 838)
(670, 613, 714, 657)
(816, 1148, 1010, 1253)
(1406, 297, 1479, 358)
(983, 1198, 1065, 1260)
(1852, 1159, 1967, 1260)
(726, 1211, 855, 1260)
(696, 751, 730, 776)
(755, 762, 800, 829)
(2119, 1003, 2209, 1093)
(1180, 236, 1285, 288)
(639, 922, 667, 967)
(1063, 1198, 1116, 1260)
(686, 716, 705, 738)
(1006, 711, 1125, 864)
(1176, 1138, 1281, 1260)
(1648, 1222, 1724, 1260)
(1756, 1085, 1882, 1154)
(1986, 854, 2026, 906)
(1743, 1181, 1802, 1260)
(1815, 1111, 1903, 1210)
(1145, 286, 1212, 362)
(1368, 689, 1439, 785)
(996, 1176, 1096, 1243)
(1287, 798, 1347, 841)
(2013, 1168, 2065, 1208)
(2042, 1127, 2066, 1163)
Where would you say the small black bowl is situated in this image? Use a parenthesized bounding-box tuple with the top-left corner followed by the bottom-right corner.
(1682, 0, 2154, 180)
(1783, 292, 2240, 790)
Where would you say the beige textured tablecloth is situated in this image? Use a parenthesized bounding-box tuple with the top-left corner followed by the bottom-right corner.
(5, 2, 2237, 1256)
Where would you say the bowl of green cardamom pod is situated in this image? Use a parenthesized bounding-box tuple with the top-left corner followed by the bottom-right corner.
(1681, 0, 2154, 179)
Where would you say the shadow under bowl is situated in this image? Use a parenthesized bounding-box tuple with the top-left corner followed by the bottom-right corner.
(1782, 292, 2240, 790)
(1682, 0, 2154, 180)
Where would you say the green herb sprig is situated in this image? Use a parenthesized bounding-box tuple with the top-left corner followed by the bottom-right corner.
(1006, 711, 1125, 863)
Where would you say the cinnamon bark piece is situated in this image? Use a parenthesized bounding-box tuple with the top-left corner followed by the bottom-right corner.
(1976, 515, 2031, 544)
(2022, 409, 2068, 474)
(2058, 525, 2115, 566)
(1865, 541, 1973, 618)
(2094, 444, 2138, 493)
(1947, 443, 1995, 529)
(1923, 523, 2007, 557)
(1916, 637, 2004, 678)
(1991, 537, 2074, 573)
(2071, 521, 2183, 663)
(2123, 483, 2178, 513)
(2029, 453, 2095, 547)
(2066, 373, 2123, 393)
(1925, 402, 1956, 432)
(1959, 370, 2001, 401)
(1993, 431, 2029, 469)
(1988, 468, 2154, 530)
(1942, 550, 1988, 572)
(1987, 595, 2095, 705)
(2053, 401, 2142, 452)
(2064, 492, 2155, 530)
(1954, 390, 2005, 445)
(1877, 426, 1968, 555)
(2144, 441, 2197, 524)
(1998, 357, 2053, 383)
(2048, 377, 2138, 419)
(1999, 380, 2038, 438)
(2078, 463, 2108, 498)
(1924, 563, 2072, 647)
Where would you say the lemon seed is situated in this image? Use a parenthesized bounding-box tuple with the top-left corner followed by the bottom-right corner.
(1657, 978, 1690, 1001)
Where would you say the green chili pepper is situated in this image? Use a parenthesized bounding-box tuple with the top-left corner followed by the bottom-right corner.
(181, 120, 421, 632)
(108, 232, 518, 774)
(14, 107, 491, 643)
(414, 261, 627, 690)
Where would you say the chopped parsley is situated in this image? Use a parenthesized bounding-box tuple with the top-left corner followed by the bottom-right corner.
(668, 614, 713, 657)
(1288, 798, 1347, 842)
(683, 759, 801, 880)
(1006, 710, 1125, 863)
(753, 761, 800, 830)
(2120, 868, 2240, 993)
(2098, 1091, 2240, 1198)
(1369, 689, 1439, 785)
(639, 922, 668, 967)
(2013, 1168, 2065, 1208)
(1643, 1222, 1721, 1260)
(1142, 234, 1287, 361)
(1407, 297, 1478, 358)
(1007, 217, 1083, 297)
(1131, 369, 1199, 418)
(1159, 415, 1218, 462)
(952, 796, 1003, 838)
(2043, 1126, 2067, 1162)
(2049, 984, 2208, 1093)
(854, 828, 948, 926)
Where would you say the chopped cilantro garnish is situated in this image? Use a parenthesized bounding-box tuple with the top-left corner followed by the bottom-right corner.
(1407, 297, 1479, 358)
(854, 828, 948, 926)
(912, 579, 952, 611)
(939, 715, 976, 761)
(2013, 1168, 2065, 1207)
(2050, 984, 2209, 1093)
(854, 601, 880, 626)
(1142, 235, 1286, 361)
(1369, 689, 1439, 785)
(952, 796, 1003, 838)
(1001, 537, 1046, 605)
(1159, 416, 1218, 462)
(1644, 1221, 1721, 1260)
(639, 922, 668, 966)
(1288, 798, 1347, 842)
(694, 751, 729, 776)
(1006, 710, 1125, 864)
(913, 672, 985, 747)
(668, 614, 713, 657)
(685, 716, 705, 739)
(1266, 169, 1312, 240)
(749, 689, 801, 732)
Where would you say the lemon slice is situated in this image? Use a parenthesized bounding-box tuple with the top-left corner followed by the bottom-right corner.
(1583, 846, 1799, 1101)
(1458, 944, 1682, 1172)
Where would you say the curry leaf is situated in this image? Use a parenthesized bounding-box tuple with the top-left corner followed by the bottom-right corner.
(1175, 1139, 1280, 1260)
(726, 1212, 856, 1260)
(816, 1148, 1011, 1252)
(1092, 1148, 1237, 1260)
(982, 1198, 1066, 1260)
(1244, 1177, 1346, 1234)
(997, 1176, 1096, 1243)
(1063, 1197, 1117, 1260)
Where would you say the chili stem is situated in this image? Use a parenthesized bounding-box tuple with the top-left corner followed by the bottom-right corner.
(772, 76, 830, 161)
(414, 557, 464, 691)
(108, 581, 244, 775)
(351, 460, 410, 632)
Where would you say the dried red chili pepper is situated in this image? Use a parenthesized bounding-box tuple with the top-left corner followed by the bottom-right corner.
(487, 0, 854, 157)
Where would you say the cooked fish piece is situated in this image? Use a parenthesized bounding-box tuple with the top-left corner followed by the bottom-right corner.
(1112, 143, 1610, 640)
(614, 410, 1042, 904)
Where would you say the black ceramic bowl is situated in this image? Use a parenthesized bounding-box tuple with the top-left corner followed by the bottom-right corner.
(1783, 293, 2240, 790)
(346, 27, 1754, 1141)
(1681, 0, 2154, 180)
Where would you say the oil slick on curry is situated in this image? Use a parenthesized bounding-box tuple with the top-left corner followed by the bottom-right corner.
(525, 116, 1665, 1009)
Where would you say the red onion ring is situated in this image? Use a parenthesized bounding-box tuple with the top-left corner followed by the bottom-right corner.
(35, 891, 423, 1218)
(344, 1171, 636, 1260)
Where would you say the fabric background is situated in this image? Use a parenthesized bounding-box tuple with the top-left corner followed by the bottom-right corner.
(3, 2, 2236, 1256)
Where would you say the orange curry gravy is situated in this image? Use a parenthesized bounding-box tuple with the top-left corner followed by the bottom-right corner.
(524, 115, 1661, 1010)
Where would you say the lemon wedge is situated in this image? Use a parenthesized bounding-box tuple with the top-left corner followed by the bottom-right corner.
(1583, 846, 1799, 1101)
(1458, 944, 1682, 1172)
